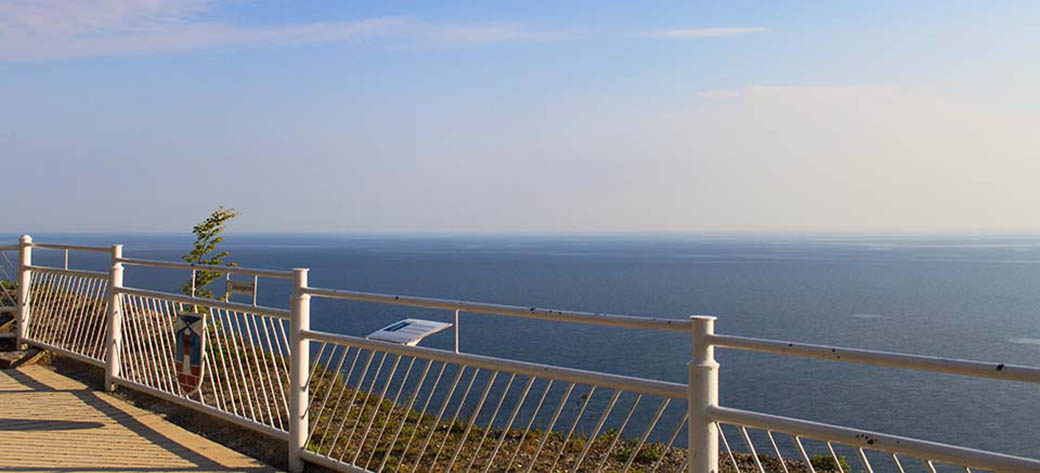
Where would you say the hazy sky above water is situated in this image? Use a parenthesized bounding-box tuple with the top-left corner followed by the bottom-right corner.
(3, 1, 1039, 234)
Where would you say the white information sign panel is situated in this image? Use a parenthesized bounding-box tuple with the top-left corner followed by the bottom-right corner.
(366, 318, 453, 346)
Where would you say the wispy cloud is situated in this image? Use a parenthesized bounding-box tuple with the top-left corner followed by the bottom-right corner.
(419, 22, 570, 47)
(697, 89, 744, 98)
(0, 0, 564, 61)
(638, 27, 767, 39)
(698, 85, 901, 99)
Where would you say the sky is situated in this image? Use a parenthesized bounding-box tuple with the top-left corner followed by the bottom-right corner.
(2, 1, 1039, 234)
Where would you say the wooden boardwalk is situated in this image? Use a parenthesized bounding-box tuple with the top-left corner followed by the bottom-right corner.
(0, 366, 281, 473)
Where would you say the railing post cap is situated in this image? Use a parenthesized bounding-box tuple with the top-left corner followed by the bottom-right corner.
(293, 268, 309, 291)
(689, 315, 717, 321)
(19, 235, 31, 244)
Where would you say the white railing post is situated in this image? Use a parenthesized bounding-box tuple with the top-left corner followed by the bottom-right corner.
(16, 235, 32, 349)
(105, 244, 124, 392)
(689, 316, 719, 473)
(454, 309, 460, 353)
(289, 268, 310, 473)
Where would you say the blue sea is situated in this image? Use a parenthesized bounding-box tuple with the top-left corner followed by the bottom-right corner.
(3, 233, 1038, 462)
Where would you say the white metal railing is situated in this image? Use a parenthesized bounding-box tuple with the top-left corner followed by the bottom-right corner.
(104, 243, 297, 438)
(6, 234, 1040, 473)
(709, 407, 1040, 473)
(299, 330, 688, 473)
(13, 236, 112, 364)
(691, 317, 1040, 473)
(113, 286, 293, 437)
(23, 265, 110, 365)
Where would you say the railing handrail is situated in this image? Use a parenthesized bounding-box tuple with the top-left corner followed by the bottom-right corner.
(302, 328, 689, 399)
(25, 264, 108, 279)
(114, 286, 292, 319)
(708, 333, 1040, 384)
(303, 286, 690, 332)
(30, 242, 111, 253)
(116, 257, 295, 280)
(0, 244, 18, 251)
(709, 405, 1040, 473)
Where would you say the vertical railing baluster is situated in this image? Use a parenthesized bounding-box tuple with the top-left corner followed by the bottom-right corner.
(621, 397, 670, 473)
(795, 436, 817, 473)
(828, 442, 845, 473)
(466, 373, 517, 473)
(856, 448, 874, 473)
(767, 431, 791, 473)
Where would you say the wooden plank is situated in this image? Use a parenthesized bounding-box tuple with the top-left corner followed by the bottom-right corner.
(0, 366, 281, 472)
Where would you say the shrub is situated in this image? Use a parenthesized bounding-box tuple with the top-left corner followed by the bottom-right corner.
(811, 454, 851, 473)
(614, 442, 663, 464)
(180, 206, 238, 300)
